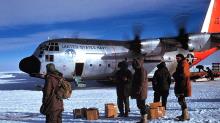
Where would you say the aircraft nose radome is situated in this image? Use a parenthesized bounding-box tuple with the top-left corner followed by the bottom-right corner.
(19, 55, 40, 74)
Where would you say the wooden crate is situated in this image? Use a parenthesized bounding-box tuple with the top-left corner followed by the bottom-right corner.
(158, 106, 165, 117)
(86, 108, 99, 120)
(105, 103, 118, 118)
(81, 108, 87, 117)
(147, 106, 166, 120)
(73, 109, 82, 118)
(148, 108, 159, 119)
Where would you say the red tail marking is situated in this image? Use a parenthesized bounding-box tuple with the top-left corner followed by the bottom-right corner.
(209, 0, 220, 33)
(192, 47, 219, 65)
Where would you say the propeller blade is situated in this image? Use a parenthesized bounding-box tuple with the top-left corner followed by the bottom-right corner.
(173, 13, 190, 50)
(176, 27, 189, 50)
(129, 23, 144, 54)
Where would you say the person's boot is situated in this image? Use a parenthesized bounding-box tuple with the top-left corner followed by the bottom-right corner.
(176, 108, 190, 121)
(182, 108, 190, 120)
(175, 110, 183, 120)
(118, 112, 124, 117)
(175, 114, 183, 119)
(128, 108, 131, 112)
(136, 114, 147, 123)
(124, 112, 129, 117)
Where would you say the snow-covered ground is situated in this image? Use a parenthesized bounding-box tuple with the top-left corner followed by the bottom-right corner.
(0, 73, 220, 123)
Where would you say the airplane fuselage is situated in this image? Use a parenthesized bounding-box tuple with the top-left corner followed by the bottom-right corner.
(34, 39, 163, 81)
(25, 32, 219, 81)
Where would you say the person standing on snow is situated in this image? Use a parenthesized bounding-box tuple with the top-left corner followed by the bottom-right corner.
(115, 60, 132, 117)
(41, 63, 64, 123)
(131, 57, 148, 123)
(152, 61, 171, 110)
(173, 54, 191, 121)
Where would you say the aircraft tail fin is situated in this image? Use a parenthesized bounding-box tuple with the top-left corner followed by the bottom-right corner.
(192, 47, 219, 65)
(201, 0, 220, 33)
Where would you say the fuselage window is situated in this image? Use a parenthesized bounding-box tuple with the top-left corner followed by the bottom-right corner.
(108, 64, 110, 67)
(90, 64, 92, 67)
(45, 55, 54, 62)
(99, 64, 101, 67)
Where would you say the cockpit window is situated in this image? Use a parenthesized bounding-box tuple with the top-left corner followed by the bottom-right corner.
(38, 45, 47, 58)
(49, 47, 53, 51)
(38, 51, 43, 58)
(46, 42, 59, 51)
(46, 46, 49, 51)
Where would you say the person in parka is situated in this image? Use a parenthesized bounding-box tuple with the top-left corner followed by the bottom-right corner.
(131, 57, 148, 123)
(42, 63, 64, 123)
(205, 67, 214, 80)
(152, 62, 171, 109)
(115, 61, 132, 117)
(173, 54, 192, 121)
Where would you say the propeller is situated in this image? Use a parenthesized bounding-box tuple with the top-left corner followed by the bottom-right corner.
(129, 23, 143, 55)
(173, 13, 190, 50)
(176, 27, 189, 50)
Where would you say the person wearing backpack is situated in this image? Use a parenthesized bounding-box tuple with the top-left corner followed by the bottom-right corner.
(42, 63, 64, 123)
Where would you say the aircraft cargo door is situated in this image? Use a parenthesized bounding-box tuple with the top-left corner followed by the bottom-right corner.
(75, 63, 84, 76)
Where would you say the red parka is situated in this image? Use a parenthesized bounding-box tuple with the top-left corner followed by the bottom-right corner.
(173, 59, 192, 97)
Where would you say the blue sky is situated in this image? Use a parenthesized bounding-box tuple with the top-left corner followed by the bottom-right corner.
(0, 0, 218, 71)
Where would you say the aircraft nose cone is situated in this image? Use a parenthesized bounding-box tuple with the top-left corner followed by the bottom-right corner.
(19, 55, 40, 74)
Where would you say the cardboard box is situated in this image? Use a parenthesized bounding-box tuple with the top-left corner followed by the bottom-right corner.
(86, 108, 99, 120)
(149, 102, 162, 109)
(73, 109, 82, 118)
(158, 106, 165, 117)
(81, 108, 87, 117)
(105, 103, 118, 118)
(148, 108, 159, 119)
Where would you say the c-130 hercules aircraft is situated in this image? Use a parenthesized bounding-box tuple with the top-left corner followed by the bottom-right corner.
(19, 0, 220, 86)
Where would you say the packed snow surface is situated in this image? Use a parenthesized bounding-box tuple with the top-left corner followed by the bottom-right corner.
(0, 73, 220, 123)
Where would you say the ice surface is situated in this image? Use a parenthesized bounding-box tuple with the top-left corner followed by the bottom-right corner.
(0, 73, 15, 79)
(0, 73, 220, 123)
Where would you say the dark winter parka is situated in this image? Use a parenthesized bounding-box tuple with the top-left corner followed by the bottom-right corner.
(173, 59, 192, 97)
(42, 64, 64, 113)
(131, 59, 148, 100)
(115, 67, 132, 98)
(152, 62, 171, 92)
